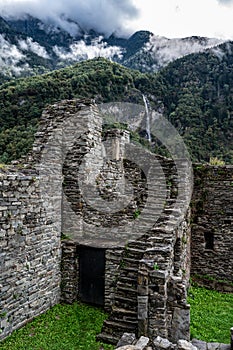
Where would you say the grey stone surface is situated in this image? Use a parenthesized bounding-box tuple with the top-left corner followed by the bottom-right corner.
(116, 333, 137, 348)
(171, 307, 190, 342)
(219, 344, 231, 350)
(135, 336, 150, 349)
(153, 336, 173, 349)
(191, 339, 207, 350)
(207, 343, 220, 350)
(177, 340, 197, 350)
(0, 169, 61, 340)
(191, 166, 233, 283)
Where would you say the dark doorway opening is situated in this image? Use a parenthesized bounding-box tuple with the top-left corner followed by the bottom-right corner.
(79, 246, 105, 307)
(204, 232, 214, 250)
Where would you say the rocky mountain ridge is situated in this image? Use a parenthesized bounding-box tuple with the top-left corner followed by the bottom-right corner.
(0, 14, 224, 83)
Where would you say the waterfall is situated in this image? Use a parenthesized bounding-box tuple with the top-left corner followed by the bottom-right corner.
(142, 94, 151, 143)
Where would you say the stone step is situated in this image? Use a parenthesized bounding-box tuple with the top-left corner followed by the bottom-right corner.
(119, 276, 137, 286)
(112, 306, 137, 317)
(121, 257, 140, 268)
(124, 253, 144, 261)
(127, 241, 152, 250)
(120, 266, 140, 273)
(124, 249, 145, 259)
(116, 283, 137, 294)
(108, 310, 138, 325)
(116, 283, 137, 298)
(114, 295, 137, 309)
(119, 270, 139, 280)
(107, 250, 124, 258)
(103, 319, 137, 332)
(96, 332, 119, 345)
(116, 279, 137, 289)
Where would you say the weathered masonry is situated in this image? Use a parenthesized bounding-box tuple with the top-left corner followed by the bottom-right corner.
(0, 166, 61, 338)
(191, 165, 233, 284)
(0, 99, 232, 344)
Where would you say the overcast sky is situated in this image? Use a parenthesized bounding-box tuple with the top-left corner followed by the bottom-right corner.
(1, 0, 233, 39)
(131, 0, 233, 39)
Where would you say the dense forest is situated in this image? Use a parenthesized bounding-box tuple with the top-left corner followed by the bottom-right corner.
(0, 58, 155, 162)
(159, 41, 233, 163)
(0, 40, 232, 164)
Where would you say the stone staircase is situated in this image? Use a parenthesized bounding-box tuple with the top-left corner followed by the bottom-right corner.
(98, 240, 152, 343)
(98, 157, 192, 344)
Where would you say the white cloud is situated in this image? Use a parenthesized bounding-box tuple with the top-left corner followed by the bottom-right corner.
(0, 34, 29, 76)
(1, 0, 233, 39)
(54, 37, 123, 61)
(18, 37, 50, 59)
(0, 0, 139, 37)
(144, 35, 224, 68)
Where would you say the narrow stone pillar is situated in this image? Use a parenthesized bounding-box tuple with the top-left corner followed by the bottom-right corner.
(137, 264, 149, 337)
(112, 138, 120, 160)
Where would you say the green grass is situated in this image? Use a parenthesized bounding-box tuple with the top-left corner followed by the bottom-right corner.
(2, 287, 232, 348)
(188, 285, 233, 343)
(0, 302, 114, 350)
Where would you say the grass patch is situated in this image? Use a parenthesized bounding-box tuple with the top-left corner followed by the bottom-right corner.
(3, 287, 232, 348)
(188, 285, 233, 343)
(0, 302, 114, 350)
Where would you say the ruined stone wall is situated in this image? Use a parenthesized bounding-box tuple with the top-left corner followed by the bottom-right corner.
(0, 99, 101, 341)
(98, 157, 192, 344)
(61, 240, 78, 303)
(191, 165, 233, 282)
(55, 102, 193, 344)
(1, 98, 233, 345)
(0, 168, 61, 340)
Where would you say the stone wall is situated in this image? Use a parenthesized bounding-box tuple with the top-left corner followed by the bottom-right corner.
(0, 167, 61, 340)
(2, 98, 193, 344)
(0, 99, 101, 340)
(1, 98, 233, 345)
(191, 165, 233, 282)
(61, 241, 124, 312)
(61, 240, 78, 303)
(45, 99, 193, 344)
(98, 158, 192, 344)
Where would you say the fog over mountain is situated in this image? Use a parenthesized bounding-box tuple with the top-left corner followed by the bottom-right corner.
(0, 0, 138, 36)
(0, 2, 227, 82)
(123, 34, 224, 72)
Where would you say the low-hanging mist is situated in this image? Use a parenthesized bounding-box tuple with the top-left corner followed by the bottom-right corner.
(0, 0, 139, 36)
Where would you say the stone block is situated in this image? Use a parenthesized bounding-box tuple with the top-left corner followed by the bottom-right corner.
(219, 344, 230, 350)
(153, 336, 173, 349)
(116, 333, 137, 348)
(138, 296, 148, 320)
(191, 339, 207, 350)
(135, 336, 150, 349)
(177, 340, 197, 350)
(207, 343, 221, 350)
(171, 308, 190, 342)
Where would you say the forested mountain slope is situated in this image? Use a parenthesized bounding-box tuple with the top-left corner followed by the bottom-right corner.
(0, 14, 223, 83)
(0, 41, 232, 164)
(158, 41, 233, 163)
(0, 58, 155, 162)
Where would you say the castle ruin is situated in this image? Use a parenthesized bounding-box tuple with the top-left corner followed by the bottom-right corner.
(0, 99, 232, 344)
